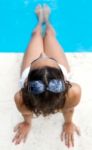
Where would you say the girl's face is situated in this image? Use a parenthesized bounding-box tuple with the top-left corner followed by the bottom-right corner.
(31, 53, 59, 69)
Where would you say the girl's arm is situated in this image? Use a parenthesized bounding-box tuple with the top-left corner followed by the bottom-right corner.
(14, 91, 33, 121)
(62, 82, 81, 122)
(13, 91, 33, 145)
(61, 83, 81, 148)
(62, 107, 74, 124)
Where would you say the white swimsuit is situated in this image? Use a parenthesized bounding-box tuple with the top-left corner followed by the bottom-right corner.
(19, 64, 71, 89)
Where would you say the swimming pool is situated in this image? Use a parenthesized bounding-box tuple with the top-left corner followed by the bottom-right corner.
(0, 0, 92, 52)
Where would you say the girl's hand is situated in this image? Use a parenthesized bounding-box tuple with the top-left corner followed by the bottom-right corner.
(61, 122, 80, 148)
(12, 121, 31, 145)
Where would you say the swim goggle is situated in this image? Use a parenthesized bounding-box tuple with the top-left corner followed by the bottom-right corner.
(28, 79, 65, 94)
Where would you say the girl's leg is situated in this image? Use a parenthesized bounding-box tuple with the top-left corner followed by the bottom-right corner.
(43, 5, 70, 72)
(21, 5, 44, 74)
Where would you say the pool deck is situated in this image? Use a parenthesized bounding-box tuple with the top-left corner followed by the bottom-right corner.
(0, 53, 92, 150)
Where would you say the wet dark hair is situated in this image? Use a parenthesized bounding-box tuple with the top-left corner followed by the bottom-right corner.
(21, 66, 72, 116)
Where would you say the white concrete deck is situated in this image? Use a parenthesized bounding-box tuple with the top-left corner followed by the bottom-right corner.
(0, 53, 92, 150)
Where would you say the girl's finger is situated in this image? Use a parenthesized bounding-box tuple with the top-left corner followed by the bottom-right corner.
(68, 134, 72, 148)
(15, 133, 24, 145)
(12, 131, 21, 142)
(23, 134, 28, 143)
(61, 131, 64, 141)
(75, 127, 81, 136)
(13, 124, 20, 132)
(71, 134, 74, 147)
(65, 133, 69, 146)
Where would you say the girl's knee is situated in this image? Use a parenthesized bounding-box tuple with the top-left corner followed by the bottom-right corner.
(32, 25, 42, 36)
(45, 27, 55, 37)
(32, 30, 41, 36)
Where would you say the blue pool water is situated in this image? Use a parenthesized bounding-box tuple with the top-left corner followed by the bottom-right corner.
(0, 0, 92, 52)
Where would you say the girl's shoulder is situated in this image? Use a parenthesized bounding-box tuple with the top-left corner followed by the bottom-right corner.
(63, 82, 81, 110)
(14, 91, 32, 115)
(14, 91, 23, 106)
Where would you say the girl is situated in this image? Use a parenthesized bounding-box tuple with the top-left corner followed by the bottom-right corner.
(13, 4, 81, 148)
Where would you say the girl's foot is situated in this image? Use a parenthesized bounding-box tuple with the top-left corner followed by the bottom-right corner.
(35, 4, 44, 25)
(43, 4, 56, 35)
(43, 4, 51, 25)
